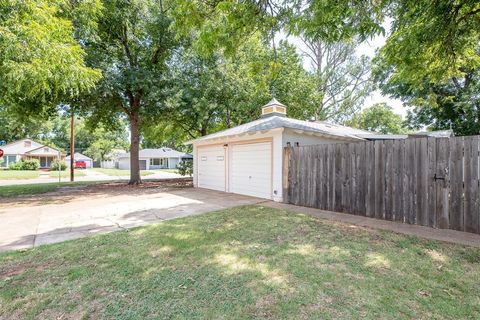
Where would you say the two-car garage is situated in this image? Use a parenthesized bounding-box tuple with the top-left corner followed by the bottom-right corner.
(197, 141, 273, 199)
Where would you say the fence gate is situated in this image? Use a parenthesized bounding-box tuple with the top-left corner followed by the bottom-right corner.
(283, 136, 480, 234)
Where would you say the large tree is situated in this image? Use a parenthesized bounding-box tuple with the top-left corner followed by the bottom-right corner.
(300, 37, 373, 122)
(77, 0, 177, 184)
(142, 36, 317, 147)
(346, 103, 407, 134)
(0, 0, 101, 118)
(374, 2, 480, 135)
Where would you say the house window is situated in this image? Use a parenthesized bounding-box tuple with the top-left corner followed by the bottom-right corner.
(149, 158, 168, 167)
(1, 155, 16, 167)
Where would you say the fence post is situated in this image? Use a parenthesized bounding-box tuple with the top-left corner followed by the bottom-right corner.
(283, 147, 292, 203)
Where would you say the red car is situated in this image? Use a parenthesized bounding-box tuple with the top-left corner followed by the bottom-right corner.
(74, 161, 87, 169)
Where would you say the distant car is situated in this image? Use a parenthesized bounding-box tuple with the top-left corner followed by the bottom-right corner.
(74, 161, 87, 169)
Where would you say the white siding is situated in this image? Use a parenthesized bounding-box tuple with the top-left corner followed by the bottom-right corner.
(282, 129, 344, 147)
(197, 146, 225, 191)
(230, 142, 272, 199)
(118, 158, 130, 170)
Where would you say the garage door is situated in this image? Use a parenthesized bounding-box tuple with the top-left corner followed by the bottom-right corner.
(230, 142, 272, 199)
(198, 146, 225, 191)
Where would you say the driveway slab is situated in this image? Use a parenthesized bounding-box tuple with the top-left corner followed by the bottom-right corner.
(0, 188, 263, 252)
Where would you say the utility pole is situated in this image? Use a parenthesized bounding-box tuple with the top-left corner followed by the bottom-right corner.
(70, 108, 75, 182)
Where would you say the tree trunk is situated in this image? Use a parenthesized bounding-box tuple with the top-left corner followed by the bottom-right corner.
(129, 114, 142, 185)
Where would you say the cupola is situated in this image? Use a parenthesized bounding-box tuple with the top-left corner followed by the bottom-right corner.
(261, 98, 287, 118)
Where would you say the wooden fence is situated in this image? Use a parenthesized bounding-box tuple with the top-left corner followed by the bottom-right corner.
(283, 136, 480, 234)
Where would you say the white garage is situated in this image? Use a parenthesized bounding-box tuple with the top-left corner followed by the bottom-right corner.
(230, 142, 272, 199)
(187, 98, 376, 201)
(197, 146, 225, 191)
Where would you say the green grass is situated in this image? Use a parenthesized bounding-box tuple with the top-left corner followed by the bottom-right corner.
(1, 205, 479, 319)
(0, 181, 101, 198)
(48, 170, 86, 178)
(92, 168, 155, 177)
(0, 170, 40, 180)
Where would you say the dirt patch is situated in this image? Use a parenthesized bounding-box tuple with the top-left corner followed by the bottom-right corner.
(0, 178, 193, 208)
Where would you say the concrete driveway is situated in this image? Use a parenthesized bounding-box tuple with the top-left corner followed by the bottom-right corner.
(0, 188, 263, 252)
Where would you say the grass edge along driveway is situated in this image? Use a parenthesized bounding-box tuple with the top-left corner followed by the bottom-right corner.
(0, 181, 102, 197)
(1, 205, 479, 319)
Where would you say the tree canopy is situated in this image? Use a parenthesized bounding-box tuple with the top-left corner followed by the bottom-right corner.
(346, 103, 407, 134)
(0, 0, 101, 117)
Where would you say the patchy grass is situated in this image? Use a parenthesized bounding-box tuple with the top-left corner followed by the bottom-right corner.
(0, 181, 102, 198)
(48, 170, 86, 178)
(0, 205, 479, 319)
(92, 168, 155, 176)
(0, 170, 39, 180)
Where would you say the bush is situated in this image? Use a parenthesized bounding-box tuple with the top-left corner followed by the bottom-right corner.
(50, 160, 67, 171)
(9, 159, 40, 170)
(176, 159, 193, 176)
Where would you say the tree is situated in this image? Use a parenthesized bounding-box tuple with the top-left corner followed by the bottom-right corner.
(142, 36, 317, 147)
(0, 0, 101, 118)
(346, 103, 407, 134)
(378, 1, 480, 85)
(300, 37, 373, 122)
(77, 0, 177, 184)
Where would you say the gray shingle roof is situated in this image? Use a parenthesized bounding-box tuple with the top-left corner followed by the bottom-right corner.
(186, 116, 375, 144)
(117, 148, 192, 159)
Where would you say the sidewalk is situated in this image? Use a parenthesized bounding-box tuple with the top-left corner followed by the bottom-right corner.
(265, 202, 480, 248)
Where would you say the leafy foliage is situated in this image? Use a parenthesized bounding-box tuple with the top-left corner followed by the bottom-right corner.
(0, 0, 101, 117)
(9, 159, 40, 171)
(176, 160, 193, 177)
(50, 160, 67, 171)
(346, 103, 407, 134)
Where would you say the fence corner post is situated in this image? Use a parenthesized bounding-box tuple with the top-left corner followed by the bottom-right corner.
(283, 146, 292, 203)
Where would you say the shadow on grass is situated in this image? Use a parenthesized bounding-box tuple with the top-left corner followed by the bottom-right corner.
(1, 205, 480, 319)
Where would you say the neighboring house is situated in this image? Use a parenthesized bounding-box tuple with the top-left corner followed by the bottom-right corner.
(117, 148, 192, 170)
(101, 149, 126, 169)
(187, 98, 437, 201)
(65, 153, 93, 168)
(0, 138, 64, 169)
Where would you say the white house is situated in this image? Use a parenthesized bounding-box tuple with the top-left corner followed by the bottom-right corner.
(117, 148, 193, 170)
(65, 153, 93, 168)
(0, 138, 64, 169)
(186, 98, 382, 202)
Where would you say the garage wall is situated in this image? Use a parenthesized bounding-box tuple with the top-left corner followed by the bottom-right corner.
(282, 130, 345, 147)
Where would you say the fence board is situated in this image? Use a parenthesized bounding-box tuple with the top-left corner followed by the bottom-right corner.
(464, 136, 479, 234)
(436, 138, 450, 229)
(285, 135, 480, 235)
(427, 138, 437, 227)
(449, 137, 464, 231)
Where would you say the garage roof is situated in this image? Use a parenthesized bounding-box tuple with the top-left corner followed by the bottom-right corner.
(185, 115, 375, 144)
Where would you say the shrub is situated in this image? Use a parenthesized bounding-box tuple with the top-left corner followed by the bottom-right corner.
(9, 159, 40, 170)
(51, 160, 67, 171)
(176, 159, 193, 176)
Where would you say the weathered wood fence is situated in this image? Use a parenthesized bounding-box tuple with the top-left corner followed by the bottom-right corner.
(283, 136, 480, 234)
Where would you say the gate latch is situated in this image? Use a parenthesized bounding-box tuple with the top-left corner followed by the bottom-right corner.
(434, 173, 445, 181)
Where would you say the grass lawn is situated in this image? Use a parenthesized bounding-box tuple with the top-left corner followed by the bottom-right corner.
(1, 206, 479, 319)
(92, 168, 155, 176)
(0, 170, 40, 180)
(0, 181, 101, 198)
(48, 170, 86, 178)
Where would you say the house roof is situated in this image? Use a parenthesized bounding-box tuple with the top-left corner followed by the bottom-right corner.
(2, 138, 61, 156)
(117, 148, 192, 159)
(65, 152, 93, 161)
(185, 116, 375, 144)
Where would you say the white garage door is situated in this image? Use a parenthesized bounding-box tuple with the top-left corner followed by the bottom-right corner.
(230, 142, 272, 199)
(198, 146, 226, 191)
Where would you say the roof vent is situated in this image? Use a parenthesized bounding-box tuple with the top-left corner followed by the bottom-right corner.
(261, 98, 287, 118)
